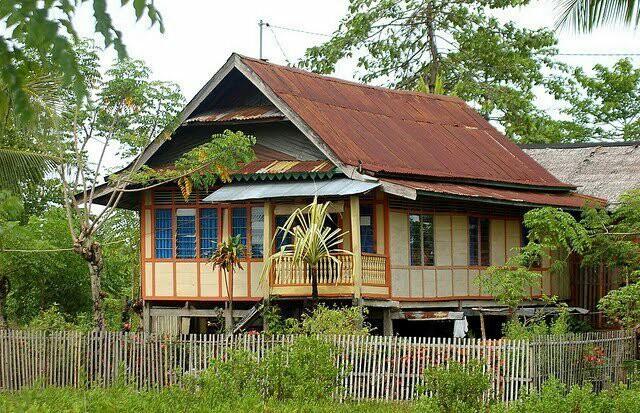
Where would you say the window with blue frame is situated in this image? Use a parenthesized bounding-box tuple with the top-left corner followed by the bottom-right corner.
(360, 204, 375, 253)
(155, 209, 173, 258)
(232, 207, 248, 248)
(176, 209, 196, 258)
(200, 208, 218, 258)
(251, 207, 264, 258)
(521, 221, 541, 267)
(469, 217, 490, 266)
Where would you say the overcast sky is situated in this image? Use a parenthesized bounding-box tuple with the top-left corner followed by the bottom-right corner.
(75, 0, 640, 99)
(71, 0, 639, 171)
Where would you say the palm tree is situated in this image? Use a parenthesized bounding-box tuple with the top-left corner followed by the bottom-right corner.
(210, 234, 246, 335)
(0, 148, 58, 193)
(263, 197, 351, 307)
(555, 0, 640, 32)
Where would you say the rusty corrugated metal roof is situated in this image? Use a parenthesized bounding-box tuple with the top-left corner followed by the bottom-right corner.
(184, 105, 284, 124)
(382, 178, 606, 209)
(240, 56, 572, 190)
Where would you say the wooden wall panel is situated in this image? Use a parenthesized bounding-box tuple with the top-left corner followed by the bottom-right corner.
(451, 215, 468, 266)
(176, 262, 198, 297)
(144, 210, 152, 259)
(376, 203, 385, 254)
(436, 269, 453, 297)
(506, 220, 520, 259)
(230, 267, 249, 297)
(490, 219, 506, 266)
(434, 215, 452, 266)
(389, 211, 409, 266)
(144, 262, 153, 297)
(199, 263, 218, 297)
(154, 263, 174, 296)
(251, 262, 265, 297)
(423, 269, 437, 298)
(468, 269, 481, 296)
(410, 269, 423, 298)
(453, 269, 468, 296)
(392, 269, 410, 297)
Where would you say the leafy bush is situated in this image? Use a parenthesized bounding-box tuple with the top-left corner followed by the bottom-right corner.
(418, 360, 492, 413)
(196, 348, 262, 402)
(262, 335, 342, 402)
(27, 304, 80, 331)
(277, 304, 370, 335)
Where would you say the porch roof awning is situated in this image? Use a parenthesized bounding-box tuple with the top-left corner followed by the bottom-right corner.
(203, 178, 380, 202)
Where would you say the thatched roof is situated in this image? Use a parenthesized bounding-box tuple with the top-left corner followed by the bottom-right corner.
(521, 141, 640, 207)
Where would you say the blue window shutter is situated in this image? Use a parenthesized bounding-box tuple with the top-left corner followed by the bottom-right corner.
(200, 209, 218, 258)
(155, 209, 173, 259)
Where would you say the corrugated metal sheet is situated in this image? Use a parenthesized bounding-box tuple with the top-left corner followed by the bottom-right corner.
(382, 178, 606, 209)
(240, 56, 572, 190)
(203, 178, 380, 202)
(184, 105, 284, 124)
(236, 160, 335, 175)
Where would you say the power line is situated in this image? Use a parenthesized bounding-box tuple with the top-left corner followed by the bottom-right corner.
(265, 22, 640, 57)
(558, 52, 640, 56)
(266, 23, 332, 38)
(267, 25, 292, 65)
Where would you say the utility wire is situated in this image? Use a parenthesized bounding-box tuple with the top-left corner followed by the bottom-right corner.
(267, 25, 292, 65)
(266, 22, 640, 57)
(266, 23, 332, 38)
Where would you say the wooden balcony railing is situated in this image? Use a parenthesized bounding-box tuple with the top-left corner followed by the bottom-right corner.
(272, 254, 354, 285)
(271, 253, 388, 287)
(362, 253, 387, 285)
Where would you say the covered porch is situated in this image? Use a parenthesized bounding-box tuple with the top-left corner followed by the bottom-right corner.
(203, 177, 392, 299)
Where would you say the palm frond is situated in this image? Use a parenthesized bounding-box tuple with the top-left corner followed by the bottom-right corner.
(555, 0, 640, 32)
(0, 148, 59, 192)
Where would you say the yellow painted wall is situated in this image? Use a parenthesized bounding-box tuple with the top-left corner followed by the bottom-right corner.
(388, 209, 570, 301)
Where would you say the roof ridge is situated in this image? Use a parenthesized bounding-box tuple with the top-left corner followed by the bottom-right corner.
(520, 140, 640, 149)
(236, 53, 466, 104)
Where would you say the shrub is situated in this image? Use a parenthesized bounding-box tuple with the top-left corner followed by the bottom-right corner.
(289, 304, 370, 335)
(197, 348, 262, 402)
(418, 360, 491, 413)
(27, 304, 79, 331)
(261, 335, 342, 402)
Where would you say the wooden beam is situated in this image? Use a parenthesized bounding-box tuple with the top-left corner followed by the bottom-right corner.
(149, 308, 249, 317)
(263, 201, 273, 298)
(350, 196, 363, 299)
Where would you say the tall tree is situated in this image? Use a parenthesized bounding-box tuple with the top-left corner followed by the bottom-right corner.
(549, 58, 640, 142)
(555, 0, 640, 32)
(300, 0, 564, 142)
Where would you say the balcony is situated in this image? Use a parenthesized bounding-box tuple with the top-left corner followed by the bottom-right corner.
(269, 253, 388, 298)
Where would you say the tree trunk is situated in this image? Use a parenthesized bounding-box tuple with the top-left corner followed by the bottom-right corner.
(225, 268, 234, 335)
(311, 266, 319, 309)
(425, 2, 440, 93)
(74, 236, 105, 331)
(88, 262, 105, 331)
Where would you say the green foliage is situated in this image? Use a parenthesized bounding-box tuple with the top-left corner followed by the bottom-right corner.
(550, 59, 640, 142)
(555, 0, 640, 33)
(300, 0, 566, 142)
(262, 336, 342, 402)
(503, 304, 572, 339)
(26, 304, 79, 332)
(598, 281, 640, 329)
(418, 360, 492, 413)
(264, 304, 370, 336)
(0, 0, 163, 122)
(197, 336, 342, 403)
(125, 130, 256, 201)
(0, 149, 59, 193)
(479, 265, 542, 315)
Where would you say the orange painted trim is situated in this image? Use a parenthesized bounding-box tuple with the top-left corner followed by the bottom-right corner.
(392, 294, 546, 302)
(147, 296, 262, 302)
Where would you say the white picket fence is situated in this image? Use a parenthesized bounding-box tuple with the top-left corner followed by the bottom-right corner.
(0, 330, 635, 402)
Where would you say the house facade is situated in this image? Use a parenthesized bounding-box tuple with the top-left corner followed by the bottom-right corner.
(99, 54, 602, 336)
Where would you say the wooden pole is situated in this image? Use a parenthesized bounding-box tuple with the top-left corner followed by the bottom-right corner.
(350, 196, 362, 300)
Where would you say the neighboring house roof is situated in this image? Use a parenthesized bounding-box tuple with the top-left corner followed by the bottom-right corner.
(239, 56, 571, 190)
(522, 141, 640, 206)
(183, 105, 284, 124)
